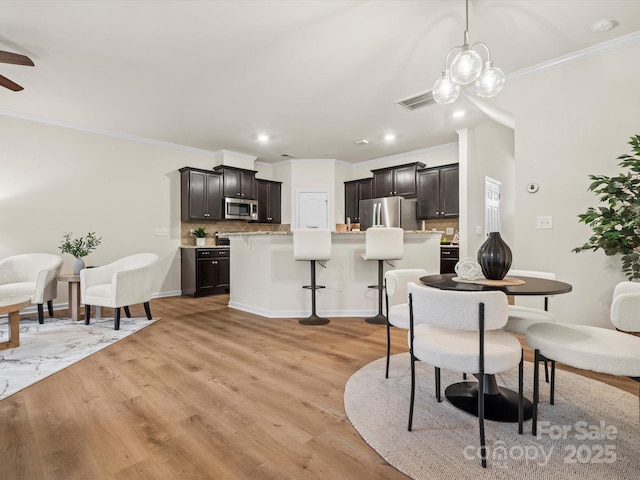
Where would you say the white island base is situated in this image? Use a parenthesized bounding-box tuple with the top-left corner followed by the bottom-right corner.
(226, 232, 442, 319)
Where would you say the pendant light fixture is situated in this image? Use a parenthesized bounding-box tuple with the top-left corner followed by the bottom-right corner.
(433, 0, 505, 104)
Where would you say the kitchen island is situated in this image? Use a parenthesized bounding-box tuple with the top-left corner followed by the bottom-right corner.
(219, 230, 442, 319)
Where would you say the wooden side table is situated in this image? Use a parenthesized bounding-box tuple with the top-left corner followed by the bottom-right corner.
(58, 274, 82, 321)
(0, 296, 32, 350)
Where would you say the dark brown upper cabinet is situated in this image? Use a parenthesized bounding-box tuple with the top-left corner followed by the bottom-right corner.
(179, 167, 223, 221)
(416, 164, 459, 219)
(256, 179, 282, 224)
(371, 162, 425, 198)
(213, 165, 257, 200)
(344, 178, 372, 223)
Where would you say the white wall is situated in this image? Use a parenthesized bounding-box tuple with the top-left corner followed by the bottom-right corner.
(459, 120, 515, 259)
(289, 160, 337, 229)
(352, 143, 458, 179)
(492, 41, 640, 327)
(0, 115, 217, 305)
(334, 160, 353, 224)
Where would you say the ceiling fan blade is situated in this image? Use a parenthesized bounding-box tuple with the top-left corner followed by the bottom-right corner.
(0, 74, 24, 91)
(0, 50, 34, 66)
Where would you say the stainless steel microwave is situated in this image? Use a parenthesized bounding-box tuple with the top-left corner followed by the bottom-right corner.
(224, 197, 258, 221)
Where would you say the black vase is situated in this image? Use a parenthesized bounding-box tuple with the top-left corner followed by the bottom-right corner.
(477, 232, 512, 280)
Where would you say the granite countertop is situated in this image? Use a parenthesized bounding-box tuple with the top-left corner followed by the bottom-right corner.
(180, 245, 230, 249)
(217, 230, 444, 236)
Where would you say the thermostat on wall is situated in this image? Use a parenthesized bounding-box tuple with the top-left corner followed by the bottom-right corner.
(527, 183, 539, 193)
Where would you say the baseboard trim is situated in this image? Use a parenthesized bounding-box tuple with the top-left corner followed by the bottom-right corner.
(2, 290, 183, 318)
(227, 301, 376, 319)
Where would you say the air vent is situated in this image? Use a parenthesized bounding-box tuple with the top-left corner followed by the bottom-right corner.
(395, 90, 436, 111)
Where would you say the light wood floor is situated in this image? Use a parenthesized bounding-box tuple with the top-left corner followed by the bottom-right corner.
(1, 295, 637, 479)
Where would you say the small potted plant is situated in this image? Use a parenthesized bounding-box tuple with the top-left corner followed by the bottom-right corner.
(59, 232, 102, 274)
(193, 227, 210, 247)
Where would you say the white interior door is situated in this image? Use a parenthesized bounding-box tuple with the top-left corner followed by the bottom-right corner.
(485, 177, 501, 236)
(297, 191, 328, 229)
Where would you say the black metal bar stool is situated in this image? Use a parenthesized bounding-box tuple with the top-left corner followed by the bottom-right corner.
(360, 227, 404, 324)
(293, 228, 332, 325)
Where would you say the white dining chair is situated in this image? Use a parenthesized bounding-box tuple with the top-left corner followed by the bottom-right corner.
(407, 282, 524, 468)
(384, 268, 428, 378)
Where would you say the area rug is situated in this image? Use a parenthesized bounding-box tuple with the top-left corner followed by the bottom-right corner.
(0, 315, 157, 400)
(345, 353, 640, 479)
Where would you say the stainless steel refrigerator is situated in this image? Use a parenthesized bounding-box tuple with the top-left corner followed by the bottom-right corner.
(359, 197, 419, 230)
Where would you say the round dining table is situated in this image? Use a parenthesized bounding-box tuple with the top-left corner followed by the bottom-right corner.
(419, 273, 573, 422)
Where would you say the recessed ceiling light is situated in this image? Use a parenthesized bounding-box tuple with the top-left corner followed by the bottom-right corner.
(453, 110, 466, 118)
(355, 138, 370, 145)
(590, 18, 616, 33)
(257, 134, 270, 142)
(384, 134, 397, 141)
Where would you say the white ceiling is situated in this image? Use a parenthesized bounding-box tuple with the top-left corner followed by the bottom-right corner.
(1, 1, 639, 164)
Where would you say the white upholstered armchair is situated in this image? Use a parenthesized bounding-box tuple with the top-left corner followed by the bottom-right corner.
(0, 253, 63, 324)
(80, 253, 158, 330)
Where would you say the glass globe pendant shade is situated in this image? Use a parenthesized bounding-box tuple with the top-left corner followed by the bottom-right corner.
(449, 48, 482, 85)
(432, 71, 461, 104)
(474, 62, 505, 98)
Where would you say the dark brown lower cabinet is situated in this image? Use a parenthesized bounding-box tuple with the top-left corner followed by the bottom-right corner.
(440, 246, 459, 274)
(181, 248, 230, 297)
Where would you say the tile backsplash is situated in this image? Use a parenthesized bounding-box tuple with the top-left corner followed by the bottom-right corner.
(181, 221, 290, 246)
(181, 218, 458, 246)
(422, 219, 459, 235)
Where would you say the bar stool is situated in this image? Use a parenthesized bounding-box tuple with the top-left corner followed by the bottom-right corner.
(361, 227, 404, 324)
(293, 228, 332, 325)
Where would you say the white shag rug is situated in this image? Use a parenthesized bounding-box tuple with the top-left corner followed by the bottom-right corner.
(345, 353, 640, 479)
(0, 315, 156, 400)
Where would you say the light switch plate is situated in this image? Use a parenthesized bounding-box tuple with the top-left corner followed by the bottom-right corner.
(154, 227, 169, 236)
(446, 227, 454, 235)
(536, 216, 553, 230)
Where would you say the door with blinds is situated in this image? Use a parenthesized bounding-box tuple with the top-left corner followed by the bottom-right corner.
(484, 177, 502, 236)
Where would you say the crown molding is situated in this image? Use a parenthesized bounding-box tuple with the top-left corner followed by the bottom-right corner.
(0, 108, 217, 156)
(357, 142, 458, 167)
(508, 30, 640, 82)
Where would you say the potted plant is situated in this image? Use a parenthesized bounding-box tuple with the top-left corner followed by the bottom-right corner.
(573, 135, 640, 280)
(193, 227, 210, 247)
(59, 232, 102, 274)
